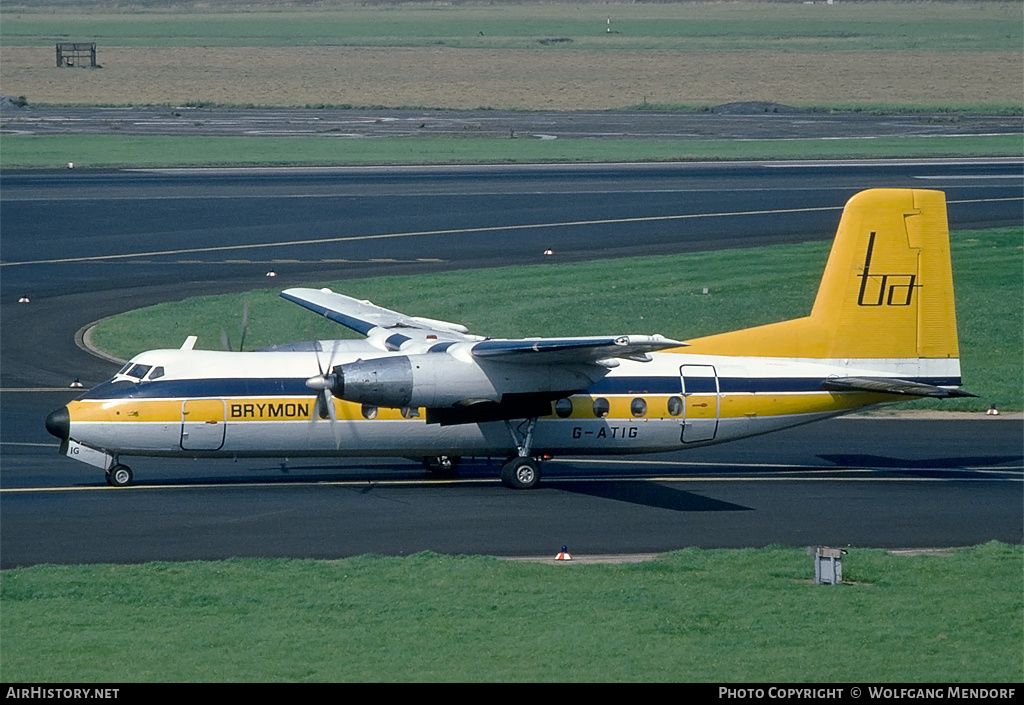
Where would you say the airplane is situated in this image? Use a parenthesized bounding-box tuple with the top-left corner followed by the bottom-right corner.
(45, 188, 973, 490)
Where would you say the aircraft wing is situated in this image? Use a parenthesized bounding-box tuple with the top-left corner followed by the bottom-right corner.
(281, 287, 478, 347)
(281, 287, 684, 362)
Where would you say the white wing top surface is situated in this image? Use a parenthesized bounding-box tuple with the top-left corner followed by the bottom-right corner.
(280, 287, 684, 362)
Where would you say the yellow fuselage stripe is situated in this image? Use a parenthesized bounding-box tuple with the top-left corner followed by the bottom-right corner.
(67, 391, 894, 425)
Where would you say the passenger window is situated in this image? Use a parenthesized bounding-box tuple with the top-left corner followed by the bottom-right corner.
(667, 397, 683, 416)
(554, 398, 573, 418)
(630, 398, 647, 418)
(592, 398, 610, 418)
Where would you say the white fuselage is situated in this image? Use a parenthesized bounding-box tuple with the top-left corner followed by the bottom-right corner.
(60, 346, 959, 464)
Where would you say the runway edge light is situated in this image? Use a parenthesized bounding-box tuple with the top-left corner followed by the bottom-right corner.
(556, 545, 573, 561)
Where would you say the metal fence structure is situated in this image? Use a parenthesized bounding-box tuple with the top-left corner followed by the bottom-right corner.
(56, 43, 97, 68)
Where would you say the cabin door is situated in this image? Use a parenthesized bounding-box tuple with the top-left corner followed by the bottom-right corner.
(680, 364, 720, 443)
(181, 399, 226, 451)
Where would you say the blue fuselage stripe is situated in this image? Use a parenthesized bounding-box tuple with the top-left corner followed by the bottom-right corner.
(78, 375, 964, 401)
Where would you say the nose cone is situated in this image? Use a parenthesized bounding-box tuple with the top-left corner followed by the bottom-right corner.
(45, 407, 70, 441)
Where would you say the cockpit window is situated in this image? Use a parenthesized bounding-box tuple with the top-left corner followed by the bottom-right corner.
(117, 362, 133, 375)
(125, 364, 152, 380)
(146, 366, 165, 381)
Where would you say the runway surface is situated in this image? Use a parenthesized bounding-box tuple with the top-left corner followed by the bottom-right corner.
(1, 156, 1021, 566)
(3, 105, 1022, 140)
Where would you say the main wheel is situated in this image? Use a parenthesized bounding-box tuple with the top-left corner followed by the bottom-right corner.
(106, 464, 133, 487)
(500, 457, 541, 490)
(423, 455, 461, 475)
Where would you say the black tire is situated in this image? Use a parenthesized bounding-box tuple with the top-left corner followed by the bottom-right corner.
(500, 457, 541, 490)
(106, 464, 133, 487)
(423, 455, 461, 475)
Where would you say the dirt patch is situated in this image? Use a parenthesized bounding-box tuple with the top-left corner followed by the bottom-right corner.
(2, 46, 1020, 110)
(505, 553, 661, 565)
(887, 548, 956, 557)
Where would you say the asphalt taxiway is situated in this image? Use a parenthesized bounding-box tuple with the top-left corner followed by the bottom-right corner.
(4, 105, 1021, 140)
(1, 153, 1021, 567)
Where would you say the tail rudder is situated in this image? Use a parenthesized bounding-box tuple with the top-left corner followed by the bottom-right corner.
(811, 188, 958, 359)
(685, 188, 960, 362)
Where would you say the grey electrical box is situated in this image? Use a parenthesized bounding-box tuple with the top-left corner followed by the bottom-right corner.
(813, 547, 845, 585)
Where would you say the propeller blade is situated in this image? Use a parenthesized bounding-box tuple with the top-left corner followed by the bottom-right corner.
(239, 302, 250, 352)
(305, 339, 343, 448)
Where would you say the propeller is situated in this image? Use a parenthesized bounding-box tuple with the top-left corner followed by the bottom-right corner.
(305, 339, 343, 448)
(220, 302, 250, 352)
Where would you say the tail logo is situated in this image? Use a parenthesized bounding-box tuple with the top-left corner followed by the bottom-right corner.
(857, 232, 921, 307)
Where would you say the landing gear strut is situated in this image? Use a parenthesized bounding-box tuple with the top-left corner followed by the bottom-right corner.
(502, 417, 542, 489)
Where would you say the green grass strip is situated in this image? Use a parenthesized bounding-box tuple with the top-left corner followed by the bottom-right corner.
(90, 227, 1024, 412)
(3, 2, 1021, 52)
(2, 543, 1021, 682)
(1, 134, 1021, 169)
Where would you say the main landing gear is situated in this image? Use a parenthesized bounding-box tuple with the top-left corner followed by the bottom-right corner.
(424, 417, 545, 489)
(500, 456, 540, 490)
(105, 463, 133, 487)
(501, 417, 542, 490)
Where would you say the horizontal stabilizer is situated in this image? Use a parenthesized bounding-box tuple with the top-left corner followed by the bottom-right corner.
(822, 377, 976, 398)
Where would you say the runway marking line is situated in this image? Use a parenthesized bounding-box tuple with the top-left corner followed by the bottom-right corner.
(0, 203, 844, 266)
(3, 468, 1020, 494)
(2, 196, 1018, 268)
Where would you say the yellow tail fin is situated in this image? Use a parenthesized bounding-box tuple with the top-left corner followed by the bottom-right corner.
(685, 189, 959, 360)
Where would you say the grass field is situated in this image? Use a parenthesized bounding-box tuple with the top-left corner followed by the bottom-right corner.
(2, 544, 1021, 682)
(1, 2, 1020, 110)
(4, 2, 1020, 51)
(90, 226, 1024, 412)
(3, 133, 1021, 169)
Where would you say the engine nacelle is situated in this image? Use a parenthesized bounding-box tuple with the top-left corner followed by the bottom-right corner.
(333, 353, 594, 409)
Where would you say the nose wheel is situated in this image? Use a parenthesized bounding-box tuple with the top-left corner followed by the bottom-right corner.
(105, 464, 133, 487)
